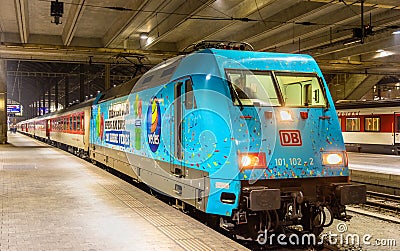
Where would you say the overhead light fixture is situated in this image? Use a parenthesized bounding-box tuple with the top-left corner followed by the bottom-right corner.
(50, 0, 64, 25)
(375, 50, 394, 58)
(140, 32, 149, 39)
(393, 31, 400, 35)
(343, 39, 361, 46)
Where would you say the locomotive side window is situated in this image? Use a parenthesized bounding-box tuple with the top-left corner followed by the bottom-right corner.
(275, 73, 326, 107)
(185, 79, 197, 109)
(226, 70, 280, 107)
(345, 118, 360, 132)
(365, 117, 380, 132)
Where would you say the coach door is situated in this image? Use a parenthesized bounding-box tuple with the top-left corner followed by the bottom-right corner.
(394, 112, 400, 145)
(173, 78, 195, 177)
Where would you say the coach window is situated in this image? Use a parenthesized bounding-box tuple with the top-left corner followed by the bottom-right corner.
(69, 116, 72, 130)
(345, 117, 360, 132)
(81, 115, 84, 132)
(77, 115, 81, 131)
(397, 117, 400, 132)
(73, 116, 77, 131)
(365, 117, 380, 132)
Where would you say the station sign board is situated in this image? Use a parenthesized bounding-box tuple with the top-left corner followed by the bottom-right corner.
(7, 104, 21, 113)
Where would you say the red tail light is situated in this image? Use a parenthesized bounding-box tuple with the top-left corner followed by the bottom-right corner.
(238, 152, 267, 170)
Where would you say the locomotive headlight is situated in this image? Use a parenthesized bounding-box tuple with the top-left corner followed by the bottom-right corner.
(322, 152, 345, 165)
(280, 110, 293, 121)
(239, 152, 266, 170)
(241, 155, 253, 167)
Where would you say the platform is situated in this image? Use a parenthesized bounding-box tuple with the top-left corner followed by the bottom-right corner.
(348, 152, 400, 195)
(348, 152, 400, 175)
(0, 133, 248, 251)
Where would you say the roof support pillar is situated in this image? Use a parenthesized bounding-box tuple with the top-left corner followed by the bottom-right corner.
(55, 81, 58, 111)
(42, 89, 45, 115)
(47, 88, 51, 113)
(33, 101, 36, 117)
(64, 76, 69, 108)
(105, 64, 110, 90)
(79, 64, 85, 103)
(0, 60, 7, 144)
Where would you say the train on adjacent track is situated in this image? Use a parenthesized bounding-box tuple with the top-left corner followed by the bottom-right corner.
(17, 42, 366, 241)
(336, 100, 400, 155)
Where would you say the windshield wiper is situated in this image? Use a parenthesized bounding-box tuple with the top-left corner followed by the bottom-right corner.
(228, 81, 244, 111)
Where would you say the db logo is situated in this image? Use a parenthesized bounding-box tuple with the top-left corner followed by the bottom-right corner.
(279, 130, 302, 146)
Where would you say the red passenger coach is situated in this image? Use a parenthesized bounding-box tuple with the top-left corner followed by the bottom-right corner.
(17, 101, 92, 157)
(336, 100, 400, 154)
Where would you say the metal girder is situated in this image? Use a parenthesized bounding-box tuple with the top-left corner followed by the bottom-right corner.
(62, 0, 86, 46)
(14, 0, 29, 43)
(0, 42, 179, 63)
(6, 70, 135, 81)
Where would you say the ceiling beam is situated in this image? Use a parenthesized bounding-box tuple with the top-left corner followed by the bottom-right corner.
(14, 0, 29, 43)
(62, 0, 86, 46)
(315, 29, 400, 60)
(308, 0, 400, 10)
(102, 0, 151, 47)
(317, 58, 400, 75)
(223, 1, 331, 49)
(258, 7, 386, 53)
(144, 0, 215, 49)
(176, 0, 291, 50)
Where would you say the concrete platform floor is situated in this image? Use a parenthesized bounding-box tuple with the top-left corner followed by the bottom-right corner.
(0, 133, 248, 251)
(348, 152, 400, 175)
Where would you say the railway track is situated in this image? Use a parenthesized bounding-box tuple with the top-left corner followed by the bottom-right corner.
(365, 191, 400, 213)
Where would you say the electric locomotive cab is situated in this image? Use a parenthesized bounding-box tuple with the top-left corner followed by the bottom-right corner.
(217, 55, 366, 238)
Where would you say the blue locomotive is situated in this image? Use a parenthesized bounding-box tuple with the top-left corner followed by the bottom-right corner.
(19, 43, 366, 240)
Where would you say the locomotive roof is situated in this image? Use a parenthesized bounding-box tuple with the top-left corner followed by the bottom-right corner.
(96, 76, 140, 103)
(104, 49, 322, 97)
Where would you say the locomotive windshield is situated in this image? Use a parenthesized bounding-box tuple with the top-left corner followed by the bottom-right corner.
(226, 70, 327, 107)
(226, 70, 280, 107)
(275, 72, 327, 107)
